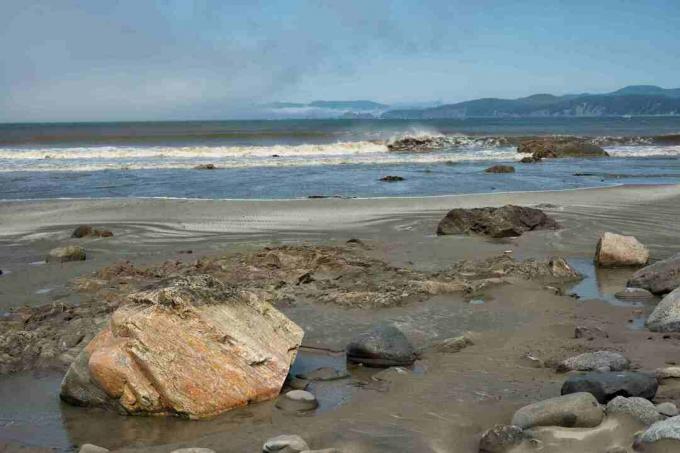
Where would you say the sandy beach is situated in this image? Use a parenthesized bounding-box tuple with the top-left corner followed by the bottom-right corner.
(1, 184, 680, 452)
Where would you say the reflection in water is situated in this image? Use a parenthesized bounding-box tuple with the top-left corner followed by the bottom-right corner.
(0, 350, 356, 451)
(566, 258, 659, 330)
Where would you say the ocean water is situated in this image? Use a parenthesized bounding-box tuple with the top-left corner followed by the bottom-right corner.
(1, 117, 679, 199)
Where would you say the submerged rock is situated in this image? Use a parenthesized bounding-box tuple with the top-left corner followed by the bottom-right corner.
(379, 175, 405, 182)
(47, 245, 86, 263)
(614, 287, 656, 302)
(557, 351, 630, 373)
(478, 424, 525, 453)
(646, 288, 680, 332)
(561, 371, 658, 404)
(263, 434, 309, 453)
(275, 390, 318, 412)
(484, 165, 515, 174)
(194, 164, 217, 170)
(436, 205, 559, 238)
(60, 275, 304, 418)
(346, 324, 416, 367)
(606, 396, 663, 425)
(595, 232, 649, 268)
(72, 225, 113, 238)
(517, 139, 609, 159)
(511, 392, 604, 429)
(628, 252, 680, 295)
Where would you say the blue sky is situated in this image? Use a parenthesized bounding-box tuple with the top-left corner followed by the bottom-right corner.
(1, 0, 679, 121)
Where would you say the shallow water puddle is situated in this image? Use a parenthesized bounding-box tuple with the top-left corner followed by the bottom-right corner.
(566, 258, 658, 329)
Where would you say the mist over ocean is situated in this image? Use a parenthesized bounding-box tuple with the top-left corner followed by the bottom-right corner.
(1, 117, 679, 200)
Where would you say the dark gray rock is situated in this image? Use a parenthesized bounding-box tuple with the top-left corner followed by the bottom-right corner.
(346, 324, 416, 367)
(628, 253, 680, 295)
(484, 165, 515, 174)
(478, 424, 525, 453)
(379, 175, 405, 182)
(561, 371, 658, 404)
(436, 205, 559, 238)
(59, 349, 115, 409)
(646, 288, 680, 332)
(511, 392, 604, 429)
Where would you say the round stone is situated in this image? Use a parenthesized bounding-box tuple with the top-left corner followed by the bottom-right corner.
(263, 434, 309, 453)
(346, 324, 416, 367)
(275, 390, 319, 412)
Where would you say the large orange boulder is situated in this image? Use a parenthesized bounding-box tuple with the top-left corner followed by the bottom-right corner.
(60, 275, 303, 418)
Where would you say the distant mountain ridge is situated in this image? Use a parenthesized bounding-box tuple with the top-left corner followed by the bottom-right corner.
(382, 85, 680, 119)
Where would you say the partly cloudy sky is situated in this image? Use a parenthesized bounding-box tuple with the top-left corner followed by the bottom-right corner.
(2, 0, 680, 121)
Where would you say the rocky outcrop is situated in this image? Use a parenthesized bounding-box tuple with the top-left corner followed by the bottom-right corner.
(60, 275, 304, 418)
(628, 252, 680, 295)
(595, 232, 649, 267)
(484, 165, 515, 174)
(436, 205, 559, 238)
(346, 324, 416, 367)
(557, 351, 630, 373)
(47, 245, 86, 263)
(561, 371, 658, 404)
(72, 226, 113, 238)
(645, 287, 680, 332)
(510, 392, 604, 429)
(517, 139, 609, 160)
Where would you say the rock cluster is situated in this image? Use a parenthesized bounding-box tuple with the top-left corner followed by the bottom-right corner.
(436, 205, 559, 238)
(517, 138, 609, 160)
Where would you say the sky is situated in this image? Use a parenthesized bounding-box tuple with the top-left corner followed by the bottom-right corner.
(1, 0, 680, 122)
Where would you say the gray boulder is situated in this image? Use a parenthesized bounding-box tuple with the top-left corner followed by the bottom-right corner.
(46, 245, 86, 263)
(606, 396, 663, 425)
(346, 324, 416, 367)
(478, 424, 525, 453)
(263, 434, 309, 453)
(628, 253, 680, 295)
(634, 416, 680, 448)
(657, 402, 679, 417)
(557, 351, 630, 373)
(561, 371, 658, 403)
(511, 392, 604, 429)
(436, 205, 559, 238)
(646, 288, 680, 332)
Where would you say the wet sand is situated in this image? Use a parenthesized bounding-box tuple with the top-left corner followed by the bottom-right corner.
(1, 184, 680, 452)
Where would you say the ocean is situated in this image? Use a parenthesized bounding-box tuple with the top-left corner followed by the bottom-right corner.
(1, 117, 679, 200)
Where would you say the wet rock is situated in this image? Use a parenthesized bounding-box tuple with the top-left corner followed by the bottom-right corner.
(517, 139, 609, 159)
(646, 288, 680, 332)
(615, 287, 656, 302)
(557, 351, 630, 373)
(79, 445, 110, 453)
(46, 245, 86, 263)
(511, 392, 604, 429)
(60, 275, 304, 418)
(574, 326, 609, 340)
(275, 390, 318, 412)
(478, 424, 525, 453)
(296, 367, 349, 381)
(263, 434, 310, 453)
(634, 415, 680, 448)
(561, 371, 658, 404)
(606, 396, 663, 425)
(595, 232, 649, 268)
(433, 335, 473, 353)
(436, 205, 559, 238)
(628, 252, 680, 295)
(520, 156, 540, 163)
(379, 175, 405, 182)
(346, 324, 416, 367)
(484, 165, 515, 174)
(657, 402, 679, 417)
(286, 376, 309, 390)
(72, 225, 113, 238)
(194, 164, 217, 170)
